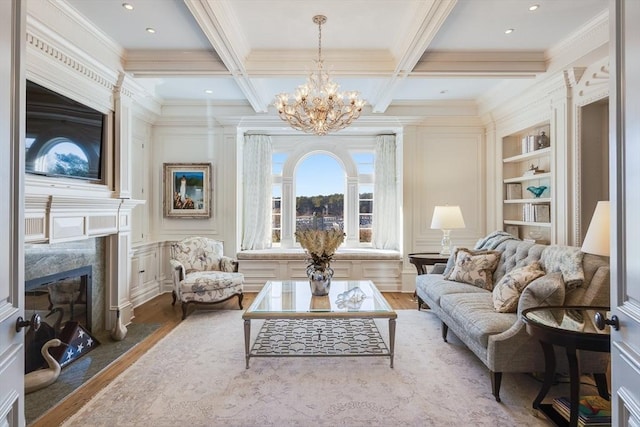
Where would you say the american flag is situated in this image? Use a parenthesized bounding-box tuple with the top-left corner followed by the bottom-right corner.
(51, 321, 100, 368)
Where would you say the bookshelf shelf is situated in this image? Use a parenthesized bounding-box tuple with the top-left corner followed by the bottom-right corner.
(501, 123, 552, 241)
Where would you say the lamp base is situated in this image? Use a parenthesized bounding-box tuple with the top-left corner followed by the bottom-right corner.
(439, 229, 452, 256)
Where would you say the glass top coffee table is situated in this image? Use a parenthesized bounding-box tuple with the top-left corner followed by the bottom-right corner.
(242, 280, 397, 368)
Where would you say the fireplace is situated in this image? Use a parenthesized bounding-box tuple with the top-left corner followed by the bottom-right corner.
(25, 265, 93, 333)
(24, 238, 106, 332)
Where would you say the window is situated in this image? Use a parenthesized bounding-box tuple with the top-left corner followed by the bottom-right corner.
(271, 146, 375, 248)
(295, 154, 344, 233)
(271, 153, 287, 243)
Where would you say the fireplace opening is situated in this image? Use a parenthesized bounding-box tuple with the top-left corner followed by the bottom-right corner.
(24, 266, 93, 373)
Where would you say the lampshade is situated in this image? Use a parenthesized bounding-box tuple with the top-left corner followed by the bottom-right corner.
(431, 206, 466, 230)
(581, 201, 610, 256)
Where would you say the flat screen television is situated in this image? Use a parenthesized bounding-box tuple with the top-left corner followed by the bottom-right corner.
(25, 80, 106, 181)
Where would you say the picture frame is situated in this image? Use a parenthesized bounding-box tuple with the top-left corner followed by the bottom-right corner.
(163, 163, 212, 218)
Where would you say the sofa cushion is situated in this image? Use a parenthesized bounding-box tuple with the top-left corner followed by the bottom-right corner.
(416, 274, 487, 306)
(440, 293, 517, 348)
(540, 245, 585, 289)
(180, 271, 244, 293)
(443, 248, 501, 290)
(517, 272, 565, 317)
(492, 262, 546, 313)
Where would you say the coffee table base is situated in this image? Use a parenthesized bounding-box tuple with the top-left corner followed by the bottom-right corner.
(244, 318, 395, 368)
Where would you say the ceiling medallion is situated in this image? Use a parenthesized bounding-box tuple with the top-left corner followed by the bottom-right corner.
(274, 15, 366, 136)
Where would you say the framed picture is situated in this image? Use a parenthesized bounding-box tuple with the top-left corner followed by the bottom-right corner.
(163, 163, 211, 218)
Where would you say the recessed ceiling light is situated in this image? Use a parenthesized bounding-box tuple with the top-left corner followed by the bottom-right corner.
(204, 90, 213, 94)
(529, 4, 540, 11)
(504, 28, 515, 34)
(146, 27, 156, 34)
(122, 3, 134, 10)
(440, 90, 448, 94)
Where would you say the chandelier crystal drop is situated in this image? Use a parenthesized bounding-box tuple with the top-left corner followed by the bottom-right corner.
(274, 15, 366, 136)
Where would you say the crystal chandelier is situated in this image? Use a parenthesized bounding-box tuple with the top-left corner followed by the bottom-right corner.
(274, 15, 366, 136)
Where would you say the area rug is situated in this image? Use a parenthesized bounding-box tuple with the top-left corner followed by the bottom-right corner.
(61, 310, 583, 426)
(26, 322, 160, 425)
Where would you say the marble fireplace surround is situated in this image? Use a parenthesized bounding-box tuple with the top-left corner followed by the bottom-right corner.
(25, 239, 105, 332)
(25, 181, 143, 329)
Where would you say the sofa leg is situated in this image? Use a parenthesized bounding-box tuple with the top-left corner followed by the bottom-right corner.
(593, 373, 609, 399)
(441, 321, 449, 342)
(237, 292, 244, 310)
(171, 290, 177, 306)
(417, 295, 423, 311)
(491, 371, 502, 402)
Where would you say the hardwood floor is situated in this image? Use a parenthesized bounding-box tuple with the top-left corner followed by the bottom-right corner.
(31, 291, 416, 426)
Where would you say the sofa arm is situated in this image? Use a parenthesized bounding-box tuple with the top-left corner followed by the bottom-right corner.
(430, 263, 446, 275)
(220, 256, 239, 272)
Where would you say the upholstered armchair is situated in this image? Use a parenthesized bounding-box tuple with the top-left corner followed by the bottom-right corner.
(170, 237, 244, 319)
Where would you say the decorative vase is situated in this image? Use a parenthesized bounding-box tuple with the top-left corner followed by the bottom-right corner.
(306, 264, 333, 296)
(110, 309, 128, 341)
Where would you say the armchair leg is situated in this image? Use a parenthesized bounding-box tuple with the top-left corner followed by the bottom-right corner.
(181, 302, 189, 320)
(237, 293, 244, 310)
(441, 321, 449, 342)
(491, 371, 502, 402)
(172, 290, 177, 306)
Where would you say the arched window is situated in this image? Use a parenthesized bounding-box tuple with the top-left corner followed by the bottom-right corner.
(294, 153, 345, 232)
(271, 144, 375, 248)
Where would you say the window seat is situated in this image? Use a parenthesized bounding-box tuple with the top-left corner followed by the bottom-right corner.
(236, 248, 401, 261)
(236, 249, 402, 291)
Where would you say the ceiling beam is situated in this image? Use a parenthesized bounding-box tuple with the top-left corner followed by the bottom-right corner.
(413, 51, 546, 76)
(184, 0, 269, 112)
(371, 0, 458, 113)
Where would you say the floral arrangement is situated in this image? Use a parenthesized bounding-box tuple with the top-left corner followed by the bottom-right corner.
(295, 228, 345, 270)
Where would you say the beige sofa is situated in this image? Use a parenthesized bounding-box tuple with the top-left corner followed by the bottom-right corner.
(415, 231, 610, 402)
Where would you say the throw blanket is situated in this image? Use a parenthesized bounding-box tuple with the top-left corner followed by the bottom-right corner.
(474, 230, 520, 250)
(540, 245, 585, 289)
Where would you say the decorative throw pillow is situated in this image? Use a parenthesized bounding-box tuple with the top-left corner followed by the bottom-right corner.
(492, 262, 546, 313)
(517, 272, 566, 318)
(442, 247, 461, 276)
(540, 245, 585, 289)
(443, 248, 501, 290)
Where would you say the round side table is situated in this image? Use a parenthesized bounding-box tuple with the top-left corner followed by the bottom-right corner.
(522, 305, 611, 427)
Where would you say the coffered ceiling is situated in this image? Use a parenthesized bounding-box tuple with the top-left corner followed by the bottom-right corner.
(64, 0, 608, 113)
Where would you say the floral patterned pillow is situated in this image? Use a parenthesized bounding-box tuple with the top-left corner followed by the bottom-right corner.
(443, 248, 501, 290)
(492, 262, 546, 313)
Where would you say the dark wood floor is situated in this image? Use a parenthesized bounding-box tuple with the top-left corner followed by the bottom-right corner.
(32, 290, 416, 426)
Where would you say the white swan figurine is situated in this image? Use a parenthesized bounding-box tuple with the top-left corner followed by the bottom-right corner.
(25, 338, 64, 394)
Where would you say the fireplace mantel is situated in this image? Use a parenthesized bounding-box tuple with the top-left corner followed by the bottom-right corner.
(25, 193, 144, 244)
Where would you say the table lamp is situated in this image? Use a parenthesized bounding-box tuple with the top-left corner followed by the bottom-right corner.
(431, 205, 466, 255)
(581, 201, 610, 256)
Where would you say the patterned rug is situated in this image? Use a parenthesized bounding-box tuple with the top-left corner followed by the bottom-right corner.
(61, 310, 591, 426)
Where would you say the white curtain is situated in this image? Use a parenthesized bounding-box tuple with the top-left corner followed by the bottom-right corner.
(372, 134, 399, 250)
(241, 135, 272, 250)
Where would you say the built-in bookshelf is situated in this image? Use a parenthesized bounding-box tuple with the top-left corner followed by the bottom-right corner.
(502, 123, 552, 243)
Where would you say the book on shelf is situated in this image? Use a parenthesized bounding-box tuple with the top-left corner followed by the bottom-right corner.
(506, 183, 522, 199)
(534, 204, 550, 223)
(551, 395, 611, 426)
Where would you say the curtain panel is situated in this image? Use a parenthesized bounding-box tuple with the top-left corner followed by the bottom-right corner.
(372, 135, 399, 250)
(241, 135, 273, 250)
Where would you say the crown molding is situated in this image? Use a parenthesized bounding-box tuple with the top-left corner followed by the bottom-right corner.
(413, 51, 545, 76)
(125, 49, 229, 76)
